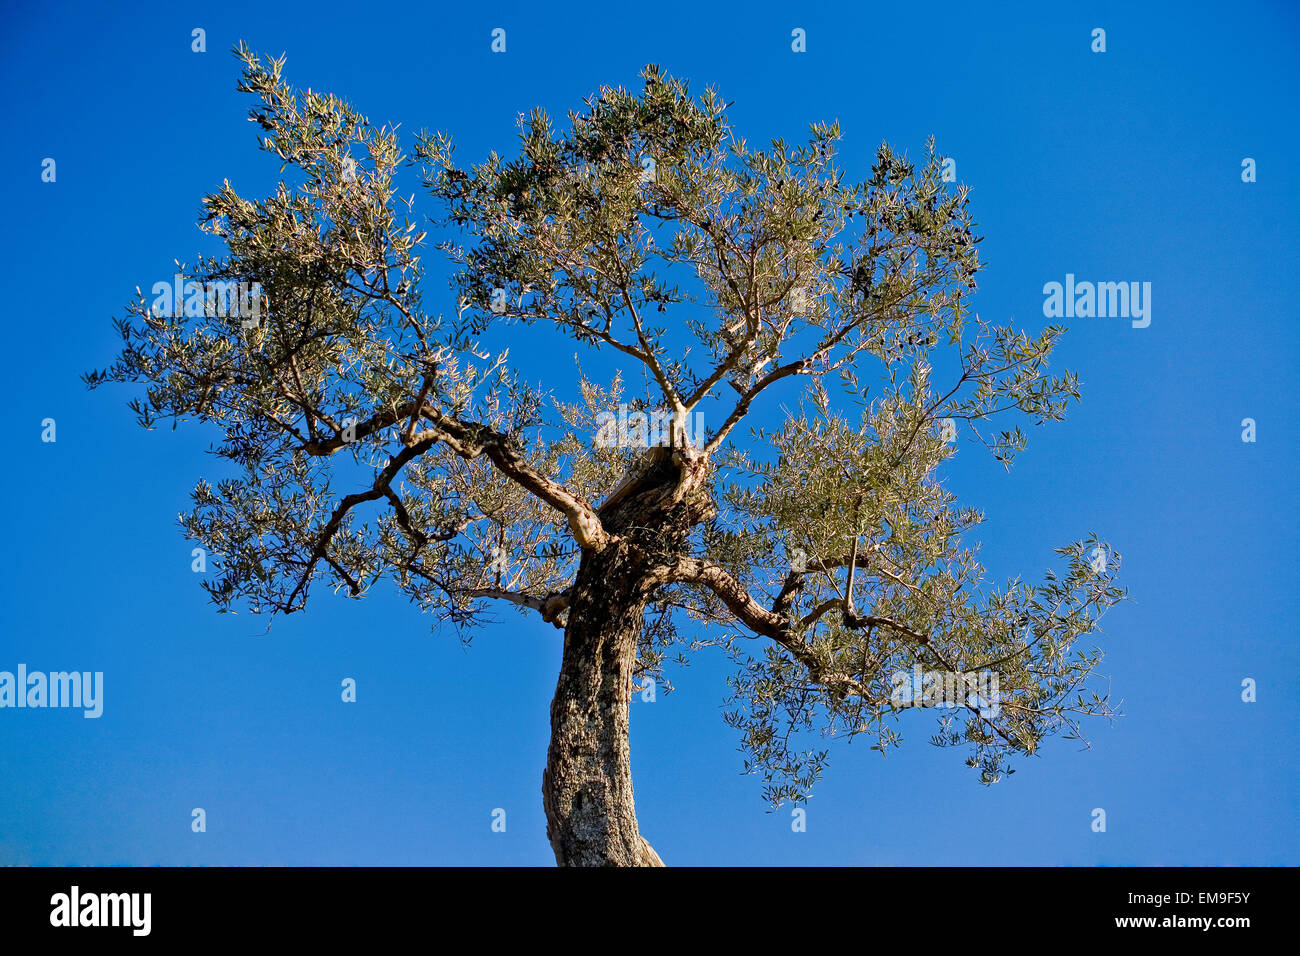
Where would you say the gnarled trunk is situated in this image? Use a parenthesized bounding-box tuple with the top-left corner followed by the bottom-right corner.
(542, 542, 664, 866)
(541, 445, 710, 866)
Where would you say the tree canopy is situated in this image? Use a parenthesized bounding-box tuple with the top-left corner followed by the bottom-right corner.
(87, 46, 1125, 811)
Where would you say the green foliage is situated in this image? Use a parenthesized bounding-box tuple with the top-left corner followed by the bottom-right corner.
(87, 51, 1125, 808)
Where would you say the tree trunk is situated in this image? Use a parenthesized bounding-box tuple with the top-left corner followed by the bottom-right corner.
(541, 445, 710, 866)
(541, 542, 664, 866)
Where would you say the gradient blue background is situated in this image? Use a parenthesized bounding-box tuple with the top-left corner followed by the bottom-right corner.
(1, 0, 1296, 865)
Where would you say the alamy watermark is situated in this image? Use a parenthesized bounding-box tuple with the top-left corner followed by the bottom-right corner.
(889, 665, 1000, 718)
(1042, 274, 1150, 328)
(149, 273, 265, 329)
(0, 665, 103, 718)
(50, 886, 150, 936)
(594, 405, 705, 450)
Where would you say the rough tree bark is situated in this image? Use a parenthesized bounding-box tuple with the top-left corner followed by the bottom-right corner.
(541, 445, 710, 866)
(541, 542, 664, 866)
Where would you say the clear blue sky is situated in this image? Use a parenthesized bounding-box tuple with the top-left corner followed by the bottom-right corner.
(1, 0, 1296, 865)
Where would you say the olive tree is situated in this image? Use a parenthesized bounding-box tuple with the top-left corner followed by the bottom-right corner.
(87, 46, 1125, 866)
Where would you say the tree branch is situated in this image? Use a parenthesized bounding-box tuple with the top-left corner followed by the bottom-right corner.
(461, 587, 571, 629)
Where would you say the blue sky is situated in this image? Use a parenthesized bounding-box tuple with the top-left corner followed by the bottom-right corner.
(1, 0, 1297, 865)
